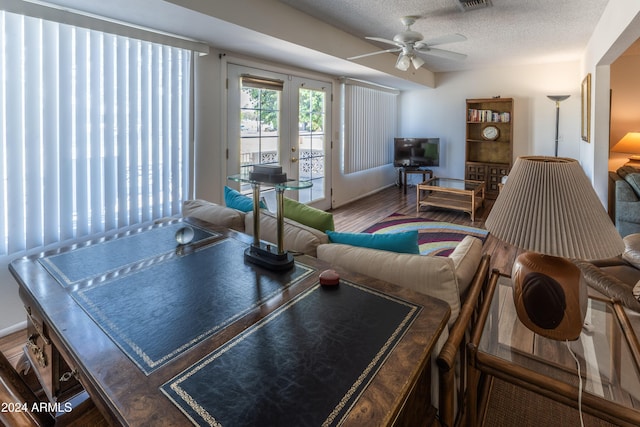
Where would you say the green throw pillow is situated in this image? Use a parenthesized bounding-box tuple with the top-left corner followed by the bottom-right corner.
(224, 186, 266, 212)
(326, 230, 419, 254)
(283, 197, 335, 232)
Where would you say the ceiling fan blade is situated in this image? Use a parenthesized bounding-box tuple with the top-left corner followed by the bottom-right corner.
(419, 33, 467, 47)
(348, 47, 402, 60)
(365, 36, 403, 48)
(416, 47, 467, 61)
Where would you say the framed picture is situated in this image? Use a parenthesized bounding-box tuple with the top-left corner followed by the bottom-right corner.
(581, 73, 591, 142)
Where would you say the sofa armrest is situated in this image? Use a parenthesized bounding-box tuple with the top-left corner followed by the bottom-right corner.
(436, 254, 490, 427)
(182, 199, 246, 232)
(449, 236, 483, 295)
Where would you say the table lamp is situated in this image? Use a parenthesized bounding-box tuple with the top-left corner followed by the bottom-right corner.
(611, 132, 640, 167)
(485, 156, 624, 340)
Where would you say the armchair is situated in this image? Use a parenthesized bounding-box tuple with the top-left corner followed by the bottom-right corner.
(574, 233, 640, 313)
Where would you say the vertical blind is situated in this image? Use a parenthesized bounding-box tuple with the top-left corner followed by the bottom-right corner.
(342, 81, 397, 174)
(0, 10, 192, 257)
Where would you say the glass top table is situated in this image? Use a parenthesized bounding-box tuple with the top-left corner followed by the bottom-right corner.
(420, 177, 484, 192)
(227, 172, 312, 271)
(468, 272, 640, 425)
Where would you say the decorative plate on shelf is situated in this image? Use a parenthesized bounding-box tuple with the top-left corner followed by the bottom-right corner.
(482, 125, 499, 140)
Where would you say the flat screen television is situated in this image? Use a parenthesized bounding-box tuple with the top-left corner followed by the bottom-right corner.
(393, 138, 440, 167)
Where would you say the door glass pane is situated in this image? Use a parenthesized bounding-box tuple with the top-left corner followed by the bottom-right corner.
(240, 85, 280, 192)
(298, 88, 325, 203)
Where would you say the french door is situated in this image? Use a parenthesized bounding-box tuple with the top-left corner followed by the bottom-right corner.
(227, 64, 331, 209)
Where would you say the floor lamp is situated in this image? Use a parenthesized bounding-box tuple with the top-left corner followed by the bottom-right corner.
(547, 95, 570, 157)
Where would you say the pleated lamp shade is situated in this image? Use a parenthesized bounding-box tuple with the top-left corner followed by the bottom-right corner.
(485, 156, 624, 260)
(485, 156, 624, 340)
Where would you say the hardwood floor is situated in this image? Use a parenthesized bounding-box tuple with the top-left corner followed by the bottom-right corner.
(329, 183, 523, 276)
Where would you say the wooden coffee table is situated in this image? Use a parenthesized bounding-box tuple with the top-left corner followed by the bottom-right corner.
(417, 177, 485, 221)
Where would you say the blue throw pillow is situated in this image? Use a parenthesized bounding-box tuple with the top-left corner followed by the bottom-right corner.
(326, 230, 420, 254)
(224, 186, 267, 212)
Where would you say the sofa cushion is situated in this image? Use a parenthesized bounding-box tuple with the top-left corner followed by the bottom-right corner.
(326, 230, 420, 254)
(283, 197, 335, 232)
(182, 199, 245, 231)
(448, 236, 483, 294)
(224, 186, 267, 212)
(245, 210, 329, 257)
(317, 243, 461, 325)
(617, 165, 640, 179)
(624, 173, 640, 199)
(622, 233, 640, 269)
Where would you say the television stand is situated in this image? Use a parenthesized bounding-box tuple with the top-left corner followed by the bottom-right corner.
(398, 166, 434, 195)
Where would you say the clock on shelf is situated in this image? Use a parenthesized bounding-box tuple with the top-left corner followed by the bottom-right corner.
(482, 125, 499, 140)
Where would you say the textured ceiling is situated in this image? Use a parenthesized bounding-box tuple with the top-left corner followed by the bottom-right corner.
(34, 0, 611, 88)
(278, 0, 610, 72)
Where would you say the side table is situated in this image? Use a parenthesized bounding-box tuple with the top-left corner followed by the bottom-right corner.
(467, 270, 640, 426)
(398, 167, 434, 194)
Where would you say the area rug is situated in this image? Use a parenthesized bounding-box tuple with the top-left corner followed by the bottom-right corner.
(361, 212, 489, 256)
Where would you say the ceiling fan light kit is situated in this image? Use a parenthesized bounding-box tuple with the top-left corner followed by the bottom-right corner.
(348, 16, 467, 71)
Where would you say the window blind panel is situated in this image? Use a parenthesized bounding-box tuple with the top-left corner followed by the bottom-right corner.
(89, 31, 104, 235)
(116, 36, 129, 228)
(181, 53, 191, 209)
(42, 20, 60, 246)
(139, 43, 151, 223)
(74, 27, 89, 238)
(58, 24, 75, 242)
(128, 39, 140, 225)
(343, 83, 397, 174)
(0, 9, 192, 259)
(103, 33, 117, 231)
(23, 17, 43, 250)
(171, 48, 183, 214)
(4, 13, 26, 254)
(151, 45, 162, 220)
(162, 46, 171, 216)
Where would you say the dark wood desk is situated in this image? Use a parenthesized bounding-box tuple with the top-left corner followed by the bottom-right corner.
(10, 218, 450, 426)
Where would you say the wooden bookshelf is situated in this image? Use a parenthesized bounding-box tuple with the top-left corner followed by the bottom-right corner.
(465, 98, 513, 199)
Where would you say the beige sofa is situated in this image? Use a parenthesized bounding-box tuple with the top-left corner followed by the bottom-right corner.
(182, 199, 328, 257)
(182, 198, 489, 426)
(318, 237, 482, 326)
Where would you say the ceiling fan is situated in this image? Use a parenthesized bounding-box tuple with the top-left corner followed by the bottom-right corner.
(348, 16, 467, 71)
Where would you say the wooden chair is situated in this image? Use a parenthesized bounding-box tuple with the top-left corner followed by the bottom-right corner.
(0, 350, 107, 427)
(436, 254, 492, 427)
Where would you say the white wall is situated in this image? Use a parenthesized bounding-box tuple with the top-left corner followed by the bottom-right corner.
(398, 61, 582, 186)
(581, 0, 640, 205)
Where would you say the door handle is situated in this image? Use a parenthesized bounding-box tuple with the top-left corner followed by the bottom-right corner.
(291, 157, 298, 163)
